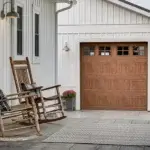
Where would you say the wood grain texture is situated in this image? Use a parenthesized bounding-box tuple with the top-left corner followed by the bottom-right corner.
(81, 42, 147, 110)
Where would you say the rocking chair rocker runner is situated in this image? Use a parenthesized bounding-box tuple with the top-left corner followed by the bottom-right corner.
(10, 57, 66, 123)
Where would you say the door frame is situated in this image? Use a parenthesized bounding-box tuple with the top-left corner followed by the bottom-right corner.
(75, 37, 150, 111)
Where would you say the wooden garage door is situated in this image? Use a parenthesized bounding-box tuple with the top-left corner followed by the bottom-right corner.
(81, 42, 147, 110)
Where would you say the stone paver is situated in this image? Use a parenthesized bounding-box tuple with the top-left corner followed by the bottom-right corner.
(98, 119, 116, 123)
(0, 142, 34, 150)
(29, 143, 73, 150)
(70, 144, 97, 150)
(97, 145, 120, 150)
(131, 120, 150, 124)
(120, 146, 144, 150)
(114, 119, 132, 124)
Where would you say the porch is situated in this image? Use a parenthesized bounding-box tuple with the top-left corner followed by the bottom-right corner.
(1, 110, 150, 149)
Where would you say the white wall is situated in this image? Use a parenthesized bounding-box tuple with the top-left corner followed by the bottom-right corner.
(57, 0, 150, 110)
(31, 0, 56, 88)
(58, 0, 150, 25)
(0, 0, 11, 94)
(0, 0, 56, 96)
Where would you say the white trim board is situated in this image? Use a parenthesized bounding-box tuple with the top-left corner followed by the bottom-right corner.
(58, 25, 150, 34)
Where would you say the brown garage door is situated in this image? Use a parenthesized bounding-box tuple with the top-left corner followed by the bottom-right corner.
(81, 42, 147, 110)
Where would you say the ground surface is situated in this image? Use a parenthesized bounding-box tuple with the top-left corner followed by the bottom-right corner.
(1, 111, 150, 150)
(1, 142, 150, 150)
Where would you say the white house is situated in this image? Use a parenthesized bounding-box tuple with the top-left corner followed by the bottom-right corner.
(57, 0, 150, 111)
(0, 0, 75, 102)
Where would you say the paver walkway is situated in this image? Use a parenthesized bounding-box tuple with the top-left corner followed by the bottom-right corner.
(1, 111, 150, 150)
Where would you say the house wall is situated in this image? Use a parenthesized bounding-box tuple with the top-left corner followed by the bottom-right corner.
(57, 0, 150, 110)
(57, 0, 150, 25)
(0, 0, 11, 94)
(0, 0, 56, 98)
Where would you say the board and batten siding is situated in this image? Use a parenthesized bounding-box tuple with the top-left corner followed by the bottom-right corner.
(0, 0, 11, 94)
(0, 0, 56, 98)
(57, 0, 150, 25)
(57, 0, 150, 110)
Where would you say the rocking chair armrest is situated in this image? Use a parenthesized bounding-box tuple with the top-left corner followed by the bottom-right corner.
(26, 86, 43, 91)
(2, 93, 38, 102)
(6, 91, 33, 97)
(42, 85, 61, 91)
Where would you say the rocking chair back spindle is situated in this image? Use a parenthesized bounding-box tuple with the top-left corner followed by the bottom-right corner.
(10, 57, 34, 103)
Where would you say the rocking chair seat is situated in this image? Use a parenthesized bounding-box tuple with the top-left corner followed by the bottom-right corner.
(43, 95, 59, 101)
(34, 95, 59, 103)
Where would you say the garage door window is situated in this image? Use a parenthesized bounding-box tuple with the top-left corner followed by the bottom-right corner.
(117, 46, 129, 56)
(83, 46, 95, 56)
(99, 46, 111, 56)
(133, 46, 145, 56)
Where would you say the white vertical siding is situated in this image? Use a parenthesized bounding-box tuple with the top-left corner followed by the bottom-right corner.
(0, 0, 11, 93)
(85, 0, 91, 24)
(26, 0, 56, 87)
(57, 3, 69, 24)
(57, 0, 150, 25)
(0, 0, 56, 95)
(58, 31, 150, 110)
(57, 0, 150, 110)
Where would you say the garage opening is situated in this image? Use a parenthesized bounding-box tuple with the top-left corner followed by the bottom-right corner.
(80, 42, 147, 110)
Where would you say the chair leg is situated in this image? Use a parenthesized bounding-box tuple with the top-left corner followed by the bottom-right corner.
(56, 87, 65, 117)
(31, 98, 41, 135)
(22, 111, 27, 119)
(36, 103, 41, 121)
(27, 110, 33, 124)
(39, 91, 47, 120)
(0, 113, 5, 137)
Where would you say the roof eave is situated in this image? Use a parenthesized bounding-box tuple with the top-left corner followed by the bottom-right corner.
(119, 0, 150, 13)
(106, 0, 150, 17)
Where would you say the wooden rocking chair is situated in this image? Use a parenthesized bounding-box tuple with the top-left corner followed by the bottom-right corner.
(0, 91, 41, 137)
(10, 57, 66, 123)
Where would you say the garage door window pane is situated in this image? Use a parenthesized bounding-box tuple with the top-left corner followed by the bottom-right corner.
(99, 46, 111, 56)
(117, 46, 129, 56)
(124, 51, 129, 55)
(83, 46, 95, 56)
(133, 46, 145, 56)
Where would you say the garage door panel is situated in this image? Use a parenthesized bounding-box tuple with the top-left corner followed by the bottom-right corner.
(81, 42, 147, 110)
(83, 90, 147, 110)
(83, 58, 147, 75)
(84, 75, 146, 91)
